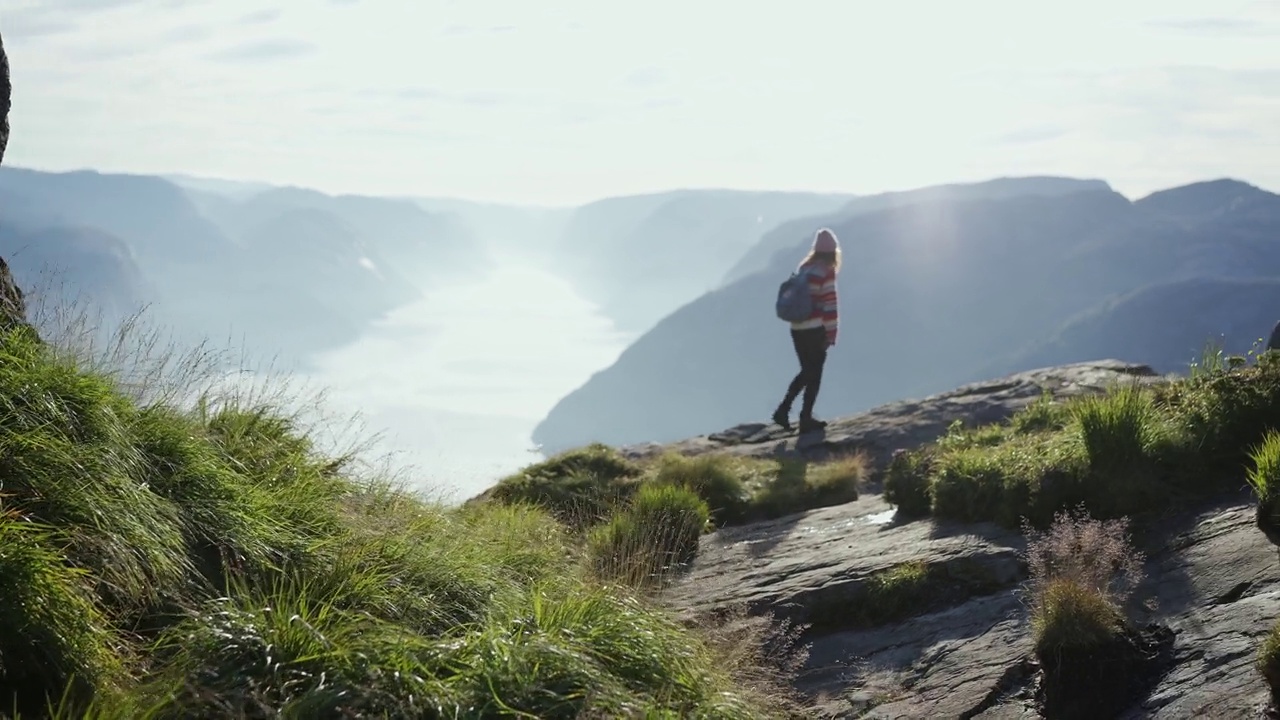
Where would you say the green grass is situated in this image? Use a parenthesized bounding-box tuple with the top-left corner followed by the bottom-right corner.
(588, 484, 711, 588)
(0, 325, 805, 719)
(1248, 431, 1280, 508)
(883, 345, 1280, 528)
(484, 443, 644, 530)
(488, 448, 867, 533)
(1258, 620, 1280, 705)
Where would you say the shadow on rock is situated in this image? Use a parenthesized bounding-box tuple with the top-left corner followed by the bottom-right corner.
(1038, 623, 1177, 720)
(1128, 488, 1263, 621)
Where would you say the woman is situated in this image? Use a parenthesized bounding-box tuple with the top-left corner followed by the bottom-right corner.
(773, 228, 840, 433)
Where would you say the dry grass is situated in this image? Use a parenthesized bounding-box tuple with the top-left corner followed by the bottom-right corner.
(1023, 507, 1145, 654)
(680, 604, 813, 717)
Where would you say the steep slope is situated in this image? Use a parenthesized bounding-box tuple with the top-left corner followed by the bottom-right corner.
(533, 186, 1140, 451)
(199, 185, 483, 284)
(0, 167, 446, 363)
(983, 276, 1280, 378)
(0, 167, 234, 271)
(721, 176, 1113, 285)
(204, 207, 423, 355)
(555, 190, 855, 332)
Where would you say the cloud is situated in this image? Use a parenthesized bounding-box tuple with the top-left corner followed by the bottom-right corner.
(1, 0, 203, 39)
(1046, 65, 1280, 146)
(204, 38, 317, 63)
(642, 97, 682, 110)
(991, 126, 1070, 145)
(60, 39, 150, 62)
(31, 0, 140, 11)
(373, 86, 534, 108)
(1146, 17, 1279, 36)
(621, 67, 669, 89)
(161, 22, 215, 44)
(0, 8, 81, 37)
(236, 9, 282, 26)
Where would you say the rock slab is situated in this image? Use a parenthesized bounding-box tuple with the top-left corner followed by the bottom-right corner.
(621, 359, 1171, 473)
(666, 490, 1280, 718)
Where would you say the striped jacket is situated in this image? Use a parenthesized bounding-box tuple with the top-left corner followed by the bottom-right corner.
(789, 260, 838, 345)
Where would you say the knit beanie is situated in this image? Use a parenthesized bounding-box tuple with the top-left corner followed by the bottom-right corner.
(813, 228, 839, 253)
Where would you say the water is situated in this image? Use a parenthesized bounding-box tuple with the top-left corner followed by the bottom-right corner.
(291, 258, 636, 503)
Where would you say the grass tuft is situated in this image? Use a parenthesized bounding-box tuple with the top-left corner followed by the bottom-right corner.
(647, 452, 753, 524)
(1070, 384, 1165, 473)
(589, 484, 711, 588)
(1011, 390, 1070, 435)
(1257, 620, 1280, 706)
(883, 348, 1280, 528)
(1024, 507, 1144, 655)
(488, 443, 643, 530)
(1248, 431, 1280, 508)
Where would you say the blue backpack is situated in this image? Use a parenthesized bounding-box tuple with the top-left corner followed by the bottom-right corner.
(775, 269, 815, 322)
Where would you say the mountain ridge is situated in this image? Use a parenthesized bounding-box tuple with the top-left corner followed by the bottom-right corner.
(532, 175, 1280, 454)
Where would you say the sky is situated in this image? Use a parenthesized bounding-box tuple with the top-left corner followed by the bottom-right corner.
(1, 0, 1279, 206)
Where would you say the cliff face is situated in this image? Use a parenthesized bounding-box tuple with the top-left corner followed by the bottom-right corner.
(0, 27, 25, 332)
(1, 28, 9, 165)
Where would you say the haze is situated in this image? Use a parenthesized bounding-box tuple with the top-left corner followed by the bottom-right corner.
(4, 0, 1280, 503)
(4, 0, 1279, 205)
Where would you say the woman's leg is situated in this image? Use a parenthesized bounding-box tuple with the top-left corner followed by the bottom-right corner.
(797, 329, 828, 423)
(774, 329, 810, 427)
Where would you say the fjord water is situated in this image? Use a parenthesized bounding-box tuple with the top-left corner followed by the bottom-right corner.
(294, 256, 635, 502)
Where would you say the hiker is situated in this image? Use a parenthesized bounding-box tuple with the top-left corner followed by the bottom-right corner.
(772, 228, 840, 433)
(1268, 320, 1280, 353)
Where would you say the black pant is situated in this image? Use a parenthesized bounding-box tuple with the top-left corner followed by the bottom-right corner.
(782, 327, 827, 419)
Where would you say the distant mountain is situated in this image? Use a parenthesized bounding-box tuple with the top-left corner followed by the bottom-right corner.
(983, 277, 1280, 378)
(0, 221, 150, 337)
(0, 167, 467, 364)
(411, 196, 571, 262)
(0, 167, 235, 271)
(162, 173, 275, 200)
(187, 185, 483, 284)
(721, 176, 1113, 285)
(235, 206, 420, 323)
(531, 177, 1280, 453)
(553, 189, 856, 333)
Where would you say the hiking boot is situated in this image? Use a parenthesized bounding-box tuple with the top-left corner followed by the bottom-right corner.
(798, 417, 827, 434)
(772, 405, 792, 431)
